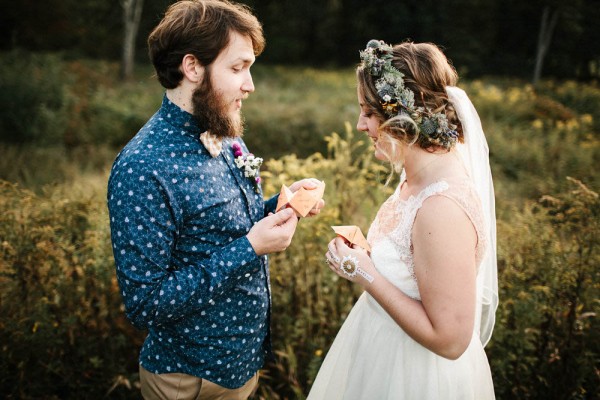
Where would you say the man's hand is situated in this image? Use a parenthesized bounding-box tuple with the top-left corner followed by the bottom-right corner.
(247, 208, 299, 255)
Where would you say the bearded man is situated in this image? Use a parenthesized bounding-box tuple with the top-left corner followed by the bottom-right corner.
(107, 1, 323, 398)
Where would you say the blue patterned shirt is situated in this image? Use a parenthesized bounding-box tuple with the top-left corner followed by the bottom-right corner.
(107, 95, 278, 389)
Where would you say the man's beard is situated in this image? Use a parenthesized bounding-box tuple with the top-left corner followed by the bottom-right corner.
(191, 73, 244, 139)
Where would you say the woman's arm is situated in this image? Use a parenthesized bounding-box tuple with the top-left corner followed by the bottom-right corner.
(328, 195, 477, 359)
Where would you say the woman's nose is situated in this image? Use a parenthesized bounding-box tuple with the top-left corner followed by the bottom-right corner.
(356, 117, 367, 132)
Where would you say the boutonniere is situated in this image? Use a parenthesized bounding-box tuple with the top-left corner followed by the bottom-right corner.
(232, 142, 263, 193)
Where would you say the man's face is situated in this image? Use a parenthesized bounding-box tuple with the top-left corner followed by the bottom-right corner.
(192, 31, 256, 138)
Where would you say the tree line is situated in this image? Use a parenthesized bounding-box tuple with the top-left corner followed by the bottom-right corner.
(2, 0, 599, 81)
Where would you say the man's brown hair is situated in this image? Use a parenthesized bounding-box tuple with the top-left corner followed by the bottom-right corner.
(148, 0, 265, 89)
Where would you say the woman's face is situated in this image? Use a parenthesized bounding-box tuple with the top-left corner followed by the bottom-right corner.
(356, 90, 391, 161)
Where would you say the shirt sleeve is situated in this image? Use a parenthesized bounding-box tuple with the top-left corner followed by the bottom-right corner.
(263, 194, 280, 217)
(108, 163, 261, 330)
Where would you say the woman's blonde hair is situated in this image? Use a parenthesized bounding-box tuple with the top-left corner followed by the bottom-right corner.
(357, 41, 462, 168)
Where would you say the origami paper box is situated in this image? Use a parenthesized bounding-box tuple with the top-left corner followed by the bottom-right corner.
(331, 225, 371, 252)
(276, 181, 326, 217)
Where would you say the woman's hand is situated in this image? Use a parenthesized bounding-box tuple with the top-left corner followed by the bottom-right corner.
(325, 237, 378, 286)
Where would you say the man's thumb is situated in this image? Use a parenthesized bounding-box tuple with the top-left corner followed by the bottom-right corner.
(274, 208, 295, 225)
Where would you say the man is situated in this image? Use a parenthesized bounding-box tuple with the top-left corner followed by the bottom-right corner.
(107, 1, 323, 398)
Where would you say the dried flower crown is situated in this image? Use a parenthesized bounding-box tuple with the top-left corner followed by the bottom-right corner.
(360, 40, 458, 150)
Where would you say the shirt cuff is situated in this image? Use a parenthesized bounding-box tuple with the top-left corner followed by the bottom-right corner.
(264, 194, 280, 216)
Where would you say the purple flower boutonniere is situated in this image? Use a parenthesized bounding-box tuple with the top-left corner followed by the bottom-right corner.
(232, 142, 263, 193)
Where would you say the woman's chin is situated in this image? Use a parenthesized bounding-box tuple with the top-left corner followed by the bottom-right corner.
(373, 148, 387, 161)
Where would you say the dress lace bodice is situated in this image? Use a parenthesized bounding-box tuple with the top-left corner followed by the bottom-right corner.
(367, 177, 488, 300)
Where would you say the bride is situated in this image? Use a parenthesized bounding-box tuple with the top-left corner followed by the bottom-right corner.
(308, 40, 498, 400)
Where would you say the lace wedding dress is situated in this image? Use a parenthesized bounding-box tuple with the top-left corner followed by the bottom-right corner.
(307, 176, 496, 400)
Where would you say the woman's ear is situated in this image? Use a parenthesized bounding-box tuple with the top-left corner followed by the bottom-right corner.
(181, 54, 204, 84)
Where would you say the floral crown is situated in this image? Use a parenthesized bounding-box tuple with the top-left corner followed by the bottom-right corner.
(359, 39, 458, 150)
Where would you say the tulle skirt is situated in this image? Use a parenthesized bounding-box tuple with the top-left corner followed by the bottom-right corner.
(307, 293, 495, 400)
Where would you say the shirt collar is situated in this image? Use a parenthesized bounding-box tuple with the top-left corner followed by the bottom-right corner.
(160, 94, 227, 157)
(159, 94, 205, 133)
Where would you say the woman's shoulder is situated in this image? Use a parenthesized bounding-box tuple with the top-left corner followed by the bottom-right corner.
(437, 175, 482, 210)
(420, 175, 489, 263)
(416, 175, 485, 235)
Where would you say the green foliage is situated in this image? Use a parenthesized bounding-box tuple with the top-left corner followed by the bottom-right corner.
(59, 60, 161, 148)
(0, 179, 144, 399)
(0, 144, 116, 189)
(257, 124, 391, 399)
(0, 52, 161, 149)
(4, 0, 599, 79)
(537, 80, 600, 132)
(0, 63, 599, 399)
(0, 51, 68, 144)
(490, 178, 599, 399)
(463, 80, 600, 200)
(243, 65, 358, 158)
(84, 83, 162, 147)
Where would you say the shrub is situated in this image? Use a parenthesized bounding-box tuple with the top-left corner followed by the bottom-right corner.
(84, 84, 161, 147)
(0, 180, 144, 399)
(0, 51, 68, 145)
(242, 65, 359, 159)
(257, 124, 391, 399)
(537, 80, 600, 133)
(1, 62, 599, 399)
(0, 135, 598, 399)
(0, 144, 117, 189)
(489, 178, 599, 399)
(61, 61, 162, 148)
(0, 52, 162, 149)
(462, 80, 600, 201)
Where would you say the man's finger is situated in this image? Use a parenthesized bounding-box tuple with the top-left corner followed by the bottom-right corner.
(272, 208, 295, 226)
(281, 211, 299, 229)
(301, 178, 320, 189)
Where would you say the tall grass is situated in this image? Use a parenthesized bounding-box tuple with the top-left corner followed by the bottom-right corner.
(0, 53, 598, 398)
(244, 66, 359, 158)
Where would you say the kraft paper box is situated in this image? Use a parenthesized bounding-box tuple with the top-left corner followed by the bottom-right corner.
(331, 225, 371, 252)
(276, 181, 326, 217)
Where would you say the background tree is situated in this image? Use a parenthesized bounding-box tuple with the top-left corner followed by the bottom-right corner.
(0, 0, 598, 80)
(533, 6, 560, 86)
(121, 0, 144, 81)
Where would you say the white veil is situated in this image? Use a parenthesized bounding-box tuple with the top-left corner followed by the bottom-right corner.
(446, 86, 498, 347)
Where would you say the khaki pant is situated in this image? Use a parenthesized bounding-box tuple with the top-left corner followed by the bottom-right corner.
(140, 365, 259, 400)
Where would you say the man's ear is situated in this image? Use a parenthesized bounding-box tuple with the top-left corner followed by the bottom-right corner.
(181, 54, 204, 84)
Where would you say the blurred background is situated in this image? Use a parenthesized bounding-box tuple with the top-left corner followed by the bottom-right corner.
(0, 1, 598, 399)
(2, 0, 600, 78)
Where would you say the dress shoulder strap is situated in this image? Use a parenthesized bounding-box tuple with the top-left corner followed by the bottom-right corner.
(434, 178, 489, 269)
(393, 180, 450, 251)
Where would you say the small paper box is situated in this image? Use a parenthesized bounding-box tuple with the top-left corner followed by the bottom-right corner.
(276, 181, 326, 217)
(331, 225, 371, 252)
